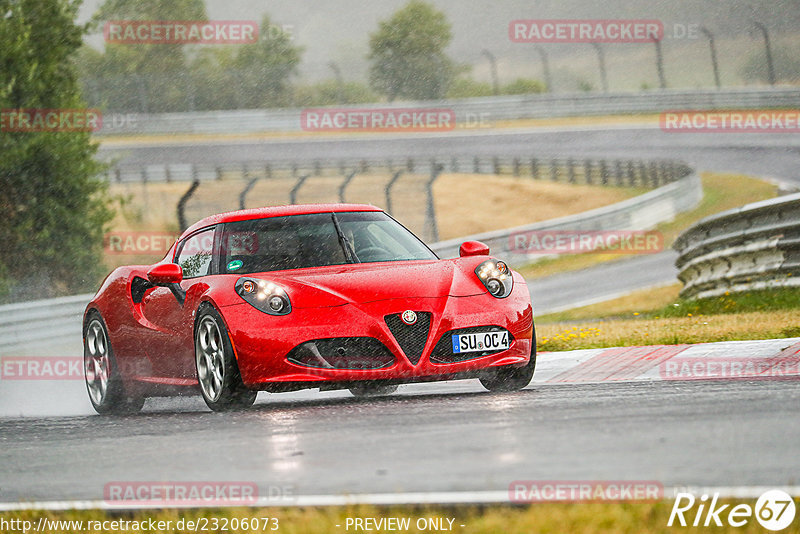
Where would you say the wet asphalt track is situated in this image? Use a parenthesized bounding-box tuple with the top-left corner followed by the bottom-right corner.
(1, 379, 799, 503)
(99, 126, 800, 187)
(1, 125, 799, 504)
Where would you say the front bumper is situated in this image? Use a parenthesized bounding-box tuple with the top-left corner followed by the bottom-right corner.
(222, 287, 533, 390)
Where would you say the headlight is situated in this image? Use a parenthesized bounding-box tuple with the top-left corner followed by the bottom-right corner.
(235, 277, 292, 315)
(475, 260, 513, 298)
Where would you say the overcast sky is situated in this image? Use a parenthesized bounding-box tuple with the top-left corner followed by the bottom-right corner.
(76, 0, 798, 83)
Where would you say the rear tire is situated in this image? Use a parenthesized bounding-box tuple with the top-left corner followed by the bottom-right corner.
(479, 344, 536, 392)
(83, 312, 145, 414)
(349, 384, 398, 397)
(194, 304, 257, 412)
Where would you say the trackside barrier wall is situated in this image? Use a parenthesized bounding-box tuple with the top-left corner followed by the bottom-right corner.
(431, 172, 702, 264)
(674, 192, 800, 299)
(94, 88, 800, 136)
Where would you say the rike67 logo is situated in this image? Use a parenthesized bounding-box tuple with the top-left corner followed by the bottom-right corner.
(669, 490, 796, 531)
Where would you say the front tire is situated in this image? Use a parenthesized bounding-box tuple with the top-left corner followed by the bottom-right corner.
(194, 304, 257, 412)
(84, 313, 145, 414)
(479, 344, 536, 392)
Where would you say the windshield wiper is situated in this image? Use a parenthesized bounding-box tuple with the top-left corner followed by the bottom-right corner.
(331, 212, 359, 263)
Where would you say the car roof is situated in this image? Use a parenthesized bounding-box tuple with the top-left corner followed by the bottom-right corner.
(181, 203, 383, 237)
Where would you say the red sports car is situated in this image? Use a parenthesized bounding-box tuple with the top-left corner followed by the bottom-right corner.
(83, 204, 535, 413)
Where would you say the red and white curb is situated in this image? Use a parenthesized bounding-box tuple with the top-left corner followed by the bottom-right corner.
(534, 337, 800, 384)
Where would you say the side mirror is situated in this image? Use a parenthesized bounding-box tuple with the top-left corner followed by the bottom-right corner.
(147, 263, 183, 286)
(459, 240, 490, 257)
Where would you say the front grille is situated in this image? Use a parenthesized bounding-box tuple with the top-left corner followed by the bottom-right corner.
(287, 337, 395, 370)
(430, 326, 513, 364)
(384, 312, 431, 365)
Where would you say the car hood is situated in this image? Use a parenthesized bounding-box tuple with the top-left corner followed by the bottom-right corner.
(257, 260, 487, 308)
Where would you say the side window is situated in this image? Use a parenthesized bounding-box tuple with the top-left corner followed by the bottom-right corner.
(175, 227, 215, 278)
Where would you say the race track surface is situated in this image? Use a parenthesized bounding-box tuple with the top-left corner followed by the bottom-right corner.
(1, 378, 798, 503)
(98, 125, 800, 187)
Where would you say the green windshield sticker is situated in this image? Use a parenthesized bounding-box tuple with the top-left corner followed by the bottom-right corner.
(227, 259, 243, 271)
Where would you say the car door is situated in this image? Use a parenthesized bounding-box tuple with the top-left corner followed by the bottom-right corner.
(139, 226, 217, 380)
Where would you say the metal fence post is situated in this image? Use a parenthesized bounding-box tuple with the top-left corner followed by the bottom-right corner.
(385, 170, 404, 214)
(627, 160, 635, 187)
(638, 161, 647, 187)
(289, 174, 310, 204)
(425, 164, 444, 242)
(339, 170, 357, 203)
(649, 161, 658, 188)
(614, 160, 623, 186)
(177, 180, 200, 231)
(239, 175, 259, 210)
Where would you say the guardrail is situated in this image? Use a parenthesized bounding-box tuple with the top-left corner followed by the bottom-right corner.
(0, 294, 91, 353)
(432, 171, 702, 262)
(673, 193, 800, 299)
(95, 88, 800, 136)
(0, 164, 701, 354)
(105, 155, 691, 185)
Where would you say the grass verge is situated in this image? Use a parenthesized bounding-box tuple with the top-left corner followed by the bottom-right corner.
(536, 287, 800, 352)
(3, 500, 795, 534)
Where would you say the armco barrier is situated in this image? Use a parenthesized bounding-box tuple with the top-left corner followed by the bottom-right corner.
(0, 294, 92, 353)
(674, 193, 800, 299)
(0, 168, 701, 355)
(431, 172, 702, 263)
(95, 88, 800, 136)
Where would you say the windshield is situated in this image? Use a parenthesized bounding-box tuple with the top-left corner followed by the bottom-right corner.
(219, 211, 437, 274)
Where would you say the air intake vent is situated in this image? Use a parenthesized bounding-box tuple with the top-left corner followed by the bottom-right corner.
(287, 338, 395, 370)
(385, 312, 431, 365)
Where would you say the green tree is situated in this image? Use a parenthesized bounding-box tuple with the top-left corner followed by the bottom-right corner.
(231, 14, 302, 109)
(502, 78, 546, 95)
(293, 80, 378, 107)
(368, 1, 456, 101)
(446, 77, 494, 98)
(84, 0, 208, 112)
(0, 0, 113, 302)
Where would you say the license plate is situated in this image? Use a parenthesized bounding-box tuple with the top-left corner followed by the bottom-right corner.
(452, 331, 509, 354)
